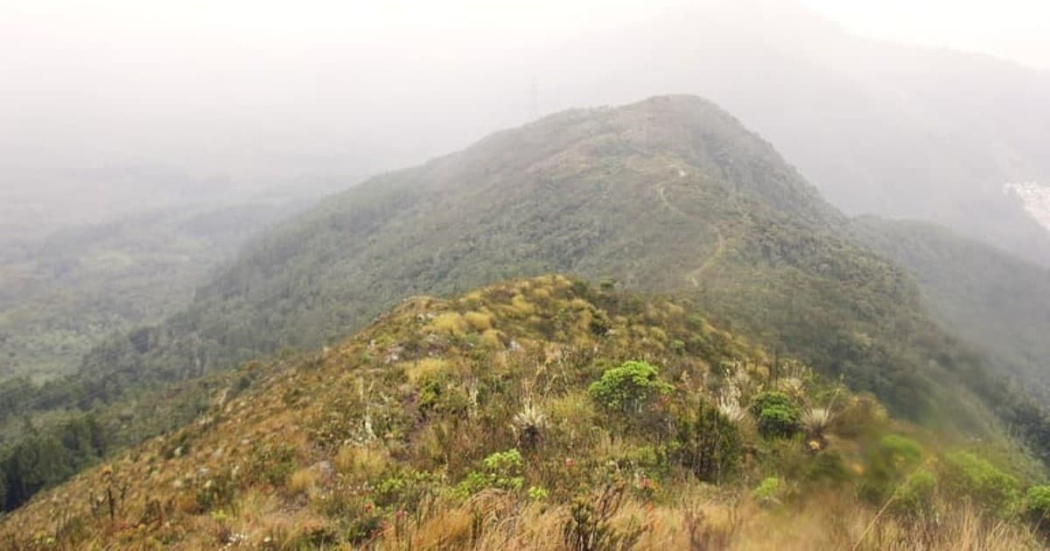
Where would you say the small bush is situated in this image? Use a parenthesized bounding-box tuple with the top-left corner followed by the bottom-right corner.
(748, 391, 795, 417)
(833, 394, 888, 437)
(528, 486, 550, 501)
(454, 449, 525, 498)
(894, 469, 937, 518)
(805, 450, 849, 485)
(1026, 485, 1050, 531)
(752, 477, 783, 506)
(860, 434, 925, 503)
(757, 405, 800, 439)
(588, 361, 672, 414)
(671, 400, 742, 482)
(879, 434, 923, 467)
(940, 451, 1020, 516)
(749, 392, 801, 439)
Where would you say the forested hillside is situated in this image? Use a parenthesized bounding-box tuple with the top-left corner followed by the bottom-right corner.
(0, 203, 295, 383)
(856, 217, 1050, 401)
(3, 95, 1049, 519)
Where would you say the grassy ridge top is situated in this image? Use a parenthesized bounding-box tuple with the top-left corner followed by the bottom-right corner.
(2, 276, 1043, 549)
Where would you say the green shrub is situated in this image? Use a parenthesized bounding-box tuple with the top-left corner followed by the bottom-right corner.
(749, 392, 801, 439)
(588, 361, 672, 414)
(528, 486, 550, 501)
(879, 434, 923, 467)
(805, 450, 849, 485)
(752, 477, 783, 506)
(748, 391, 795, 417)
(375, 469, 440, 509)
(859, 434, 925, 504)
(894, 469, 937, 518)
(757, 405, 800, 439)
(1027, 485, 1050, 515)
(940, 451, 1020, 515)
(671, 401, 742, 482)
(1026, 485, 1050, 533)
(454, 449, 525, 498)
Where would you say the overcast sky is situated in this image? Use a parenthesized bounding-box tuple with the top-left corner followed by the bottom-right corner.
(801, 0, 1049, 70)
(1, 0, 1047, 223)
(3, 0, 1047, 68)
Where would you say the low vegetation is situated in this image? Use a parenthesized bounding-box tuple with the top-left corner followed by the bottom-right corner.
(1, 276, 1045, 549)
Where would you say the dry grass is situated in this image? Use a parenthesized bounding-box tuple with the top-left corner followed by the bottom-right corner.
(334, 444, 390, 478)
(430, 312, 468, 336)
(405, 358, 453, 384)
(463, 311, 493, 331)
(367, 491, 1042, 551)
(0, 277, 1043, 551)
(286, 466, 320, 497)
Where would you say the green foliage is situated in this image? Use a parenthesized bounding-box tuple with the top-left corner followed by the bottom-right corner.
(749, 392, 801, 439)
(894, 470, 937, 518)
(455, 449, 525, 498)
(748, 391, 795, 417)
(879, 434, 924, 467)
(1025, 485, 1050, 528)
(374, 469, 440, 510)
(940, 451, 1020, 515)
(858, 217, 1050, 463)
(0, 203, 290, 385)
(860, 434, 925, 503)
(804, 450, 849, 485)
(752, 477, 783, 506)
(6, 96, 1044, 519)
(527, 486, 549, 501)
(671, 400, 742, 482)
(588, 361, 671, 414)
(0, 414, 107, 511)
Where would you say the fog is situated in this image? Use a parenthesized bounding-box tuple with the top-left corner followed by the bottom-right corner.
(3, 0, 1050, 259)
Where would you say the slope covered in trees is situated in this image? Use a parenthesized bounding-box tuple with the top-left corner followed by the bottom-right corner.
(71, 96, 948, 418)
(4, 95, 1049, 515)
(856, 217, 1050, 401)
(0, 202, 295, 383)
(2, 277, 1046, 549)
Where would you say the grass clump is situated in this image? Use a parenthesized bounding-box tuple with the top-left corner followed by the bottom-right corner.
(430, 312, 468, 336)
(463, 311, 493, 331)
(405, 358, 452, 384)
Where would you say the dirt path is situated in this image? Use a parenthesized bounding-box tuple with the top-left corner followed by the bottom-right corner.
(656, 184, 726, 287)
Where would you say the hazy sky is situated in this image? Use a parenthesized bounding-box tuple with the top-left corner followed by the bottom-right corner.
(3, 1, 1048, 69)
(802, 0, 1050, 70)
(2, 0, 1048, 224)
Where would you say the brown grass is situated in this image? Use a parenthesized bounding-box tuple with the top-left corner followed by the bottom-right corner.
(367, 491, 1042, 551)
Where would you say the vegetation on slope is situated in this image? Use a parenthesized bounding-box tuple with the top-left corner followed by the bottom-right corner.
(1, 277, 1045, 550)
(857, 216, 1050, 401)
(29, 97, 1003, 423)
(3, 95, 1049, 516)
(0, 203, 293, 384)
